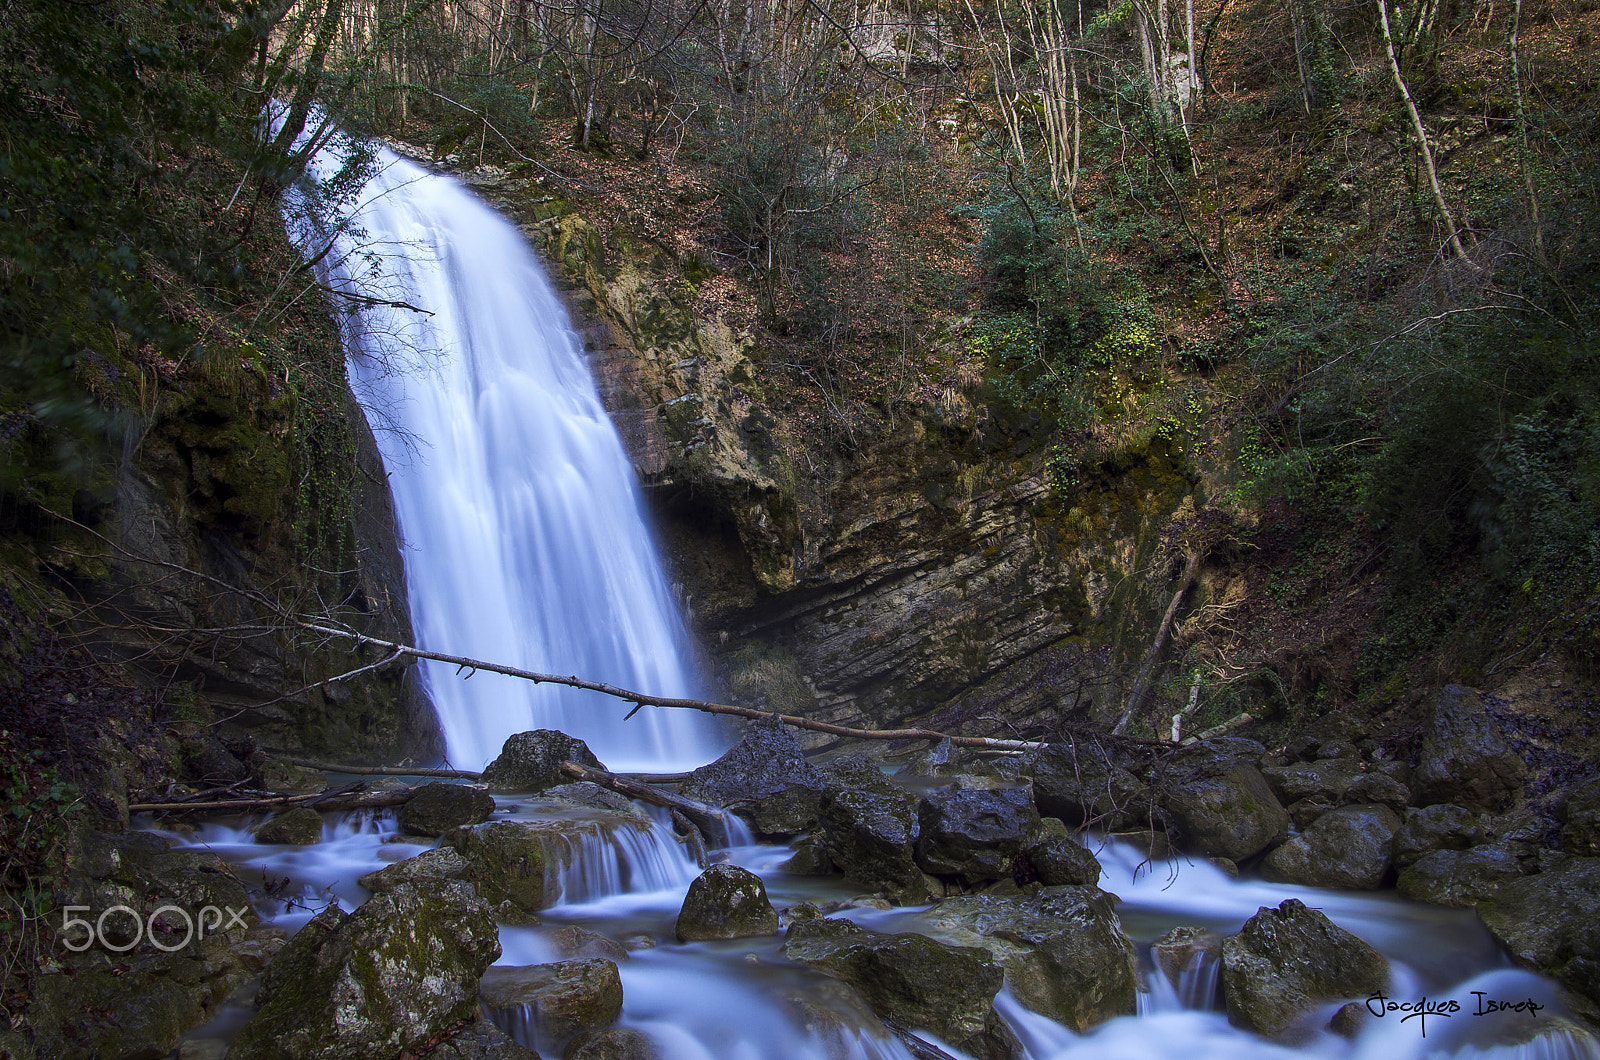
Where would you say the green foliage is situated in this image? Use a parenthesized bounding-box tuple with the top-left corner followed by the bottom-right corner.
(0, 747, 79, 892)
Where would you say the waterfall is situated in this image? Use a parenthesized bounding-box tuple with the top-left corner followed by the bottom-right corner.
(287, 133, 722, 772)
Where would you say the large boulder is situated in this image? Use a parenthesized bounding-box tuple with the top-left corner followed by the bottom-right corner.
(398, 782, 496, 836)
(1261, 760, 1364, 805)
(444, 821, 557, 919)
(1396, 844, 1525, 907)
(1222, 898, 1390, 1038)
(678, 717, 826, 836)
(818, 787, 926, 904)
(1392, 804, 1483, 867)
(481, 730, 605, 794)
(675, 864, 780, 941)
(1013, 820, 1102, 886)
(914, 779, 1039, 884)
(479, 959, 623, 1046)
(1476, 858, 1600, 1019)
(359, 846, 471, 893)
(1161, 742, 1289, 862)
(1412, 686, 1525, 813)
(926, 886, 1138, 1033)
(783, 920, 1012, 1060)
(1012, 744, 1147, 830)
(229, 879, 501, 1060)
(252, 806, 325, 845)
(1260, 804, 1401, 890)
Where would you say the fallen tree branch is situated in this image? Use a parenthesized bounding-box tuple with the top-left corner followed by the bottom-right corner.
(279, 756, 482, 780)
(1113, 552, 1202, 736)
(559, 761, 733, 845)
(1181, 712, 1254, 745)
(129, 784, 416, 815)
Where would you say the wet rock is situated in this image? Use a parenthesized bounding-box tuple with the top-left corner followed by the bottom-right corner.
(444, 820, 556, 919)
(679, 717, 826, 836)
(819, 785, 926, 904)
(479, 960, 624, 1045)
(1014, 820, 1101, 886)
(566, 1027, 662, 1060)
(429, 1018, 542, 1059)
(1161, 744, 1288, 862)
(783, 923, 1011, 1060)
(1396, 844, 1525, 907)
(1476, 858, 1600, 1017)
(482, 730, 606, 794)
(1261, 759, 1363, 804)
(926, 887, 1139, 1033)
(1209, 856, 1240, 878)
(1393, 804, 1483, 867)
(1261, 804, 1401, 890)
(230, 879, 501, 1060)
(1016, 745, 1147, 830)
(398, 782, 496, 836)
(1152, 926, 1223, 987)
(547, 925, 630, 962)
(675, 863, 780, 941)
(252, 806, 325, 845)
(543, 782, 637, 816)
(892, 737, 962, 778)
(1222, 898, 1390, 1038)
(914, 779, 1039, 884)
(1286, 798, 1335, 831)
(1412, 686, 1526, 813)
(1559, 777, 1600, 857)
(1328, 1001, 1369, 1039)
(358, 846, 470, 892)
(779, 834, 833, 875)
(1344, 772, 1410, 808)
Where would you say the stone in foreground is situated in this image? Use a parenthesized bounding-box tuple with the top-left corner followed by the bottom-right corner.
(1222, 898, 1389, 1038)
(675, 863, 780, 941)
(481, 730, 605, 793)
(229, 879, 500, 1060)
(479, 959, 623, 1047)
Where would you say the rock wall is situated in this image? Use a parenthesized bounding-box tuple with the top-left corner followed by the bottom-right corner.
(476, 174, 1200, 743)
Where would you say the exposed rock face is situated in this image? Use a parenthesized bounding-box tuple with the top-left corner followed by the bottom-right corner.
(481, 730, 605, 793)
(358, 846, 470, 893)
(1222, 898, 1390, 1038)
(1396, 845, 1525, 907)
(1261, 804, 1401, 890)
(678, 717, 826, 836)
(927, 887, 1138, 1033)
(1393, 804, 1483, 867)
(1014, 820, 1102, 886)
(229, 879, 500, 1060)
(1476, 858, 1600, 1019)
(252, 806, 324, 845)
(675, 864, 780, 941)
(1161, 742, 1289, 862)
(398, 782, 496, 836)
(1412, 686, 1526, 813)
(479, 960, 624, 1045)
(782, 920, 1012, 1060)
(915, 779, 1039, 883)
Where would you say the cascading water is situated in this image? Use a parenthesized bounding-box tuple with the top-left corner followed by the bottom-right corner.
(286, 131, 721, 772)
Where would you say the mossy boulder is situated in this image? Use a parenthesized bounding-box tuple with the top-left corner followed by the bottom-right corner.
(1393, 803, 1483, 867)
(1412, 686, 1526, 813)
(397, 782, 496, 837)
(782, 920, 1012, 1060)
(1222, 898, 1390, 1038)
(914, 779, 1039, 884)
(229, 879, 500, 1060)
(358, 846, 470, 893)
(566, 1027, 662, 1060)
(481, 730, 605, 793)
(1477, 858, 1600, 1019)
(1161, 744, 1289, 862)
(1261, 804, 1401, 890)
(479, 959, 623, 1046)
(425, 1018, 541, 1060)
(252, 806, 325, 845)
(1152, 926, 1223, 993)
(675, 864, 780, 941)
(926, 887, 1138, 1033)
(1396, 844, 1525, 907)
(443, 821, 556, 919)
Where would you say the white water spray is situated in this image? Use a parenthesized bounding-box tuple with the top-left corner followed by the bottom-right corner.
(288, 136, 721, 772)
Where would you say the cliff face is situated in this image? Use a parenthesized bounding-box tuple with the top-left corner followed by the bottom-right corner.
(475, 173, 1200, 743)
